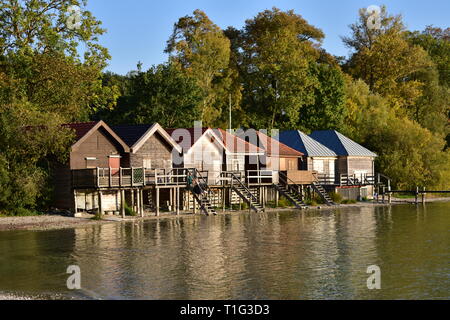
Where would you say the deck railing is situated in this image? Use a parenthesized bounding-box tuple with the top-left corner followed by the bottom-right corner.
(72, 167, 212, 189)
(246, 170, 275, 185)
(340, 173, 375, 186)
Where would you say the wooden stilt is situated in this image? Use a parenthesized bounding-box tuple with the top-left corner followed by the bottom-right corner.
(131, 189, 135, 212)
(120, 189, 125, 218)
(98, 190, 103, 216)
(156, 187, 160, 217)
(73, 189, 77, 215)
(140, 189, 144, 217)
(169, 187, 173, 211)
(176, 187, 180, 215)
(422, 187, 426, 204)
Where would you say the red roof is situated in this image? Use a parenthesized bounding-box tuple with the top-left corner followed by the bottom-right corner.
(165, 128, 209, 149)
(256, 131, 304, 157)
(214, 128, 265, 154)
(62, 121, 99, 141)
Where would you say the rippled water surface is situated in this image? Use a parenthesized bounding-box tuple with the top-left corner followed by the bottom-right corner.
(0, 203, 449, 300)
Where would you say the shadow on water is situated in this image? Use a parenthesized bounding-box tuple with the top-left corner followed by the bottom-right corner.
(0, 202, 449, 300)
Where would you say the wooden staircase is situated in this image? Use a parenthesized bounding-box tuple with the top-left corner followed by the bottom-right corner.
(311, 181, 336, 206)
(189, 169, 217, 216)
(192, 192, 217, 216)
(229, 173, 264, 213)
(275, 172, 308, 209)
(273, 184, 308, 209)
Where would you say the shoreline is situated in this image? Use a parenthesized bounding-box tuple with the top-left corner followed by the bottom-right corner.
(1, 197, 449, 232)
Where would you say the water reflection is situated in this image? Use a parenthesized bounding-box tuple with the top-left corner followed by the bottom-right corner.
(0, 203, 449, 300)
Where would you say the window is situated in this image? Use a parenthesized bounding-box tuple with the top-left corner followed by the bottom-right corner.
(85, 157, 97, 169)
(313, 159, 324, 173)
(143, 158, 152, 169)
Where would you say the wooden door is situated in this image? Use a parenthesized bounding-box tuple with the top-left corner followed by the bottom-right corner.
(109, 157, 120, 175)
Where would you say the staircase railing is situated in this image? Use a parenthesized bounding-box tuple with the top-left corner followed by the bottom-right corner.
(229, 172, 260, 205)
(278, 172, 303, 199)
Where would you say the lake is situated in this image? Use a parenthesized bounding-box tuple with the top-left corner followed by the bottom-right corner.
(0, 202, 449, 300)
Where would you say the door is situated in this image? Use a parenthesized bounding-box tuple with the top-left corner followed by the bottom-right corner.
(109, 156, 120, 175)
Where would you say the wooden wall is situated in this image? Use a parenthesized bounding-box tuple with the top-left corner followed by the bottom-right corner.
(184, 134, 223, 185)
(346, 156, 375, 176)
(70, 127, 126, 169)
(130, 132, 173, 169)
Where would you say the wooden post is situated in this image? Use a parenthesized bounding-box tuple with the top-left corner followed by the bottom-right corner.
(222, 187, 226, 212)
(422, 187, 426, 204)
(156, 187, 160, 217)
(131, 189, 135, 212)
(169, 188, 173, 211)
(140, 189, 144, 217)
(193, 191, 197, 214)
(73, 189, 77, 215)
(176, 187, 180, 215)
(388, 185, 391, 204)
(98, 190, 103, 216)
(275, 189, 279, 207)
(120, 189, 125, 218)
(415, 186, 419, 204)
(382, 187, 385, 203)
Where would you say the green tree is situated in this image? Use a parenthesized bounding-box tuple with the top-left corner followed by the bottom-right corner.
(100, 63, 204, 128)
(232, 8, 325, 130)
(166, 9, 233, 126)
(342, 77, 450, 190)
(297, 62, 346, 131)
(343, 6, 432, 113)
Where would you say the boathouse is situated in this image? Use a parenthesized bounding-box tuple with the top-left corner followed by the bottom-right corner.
(279, 130, 338, 184)
(53, 121, 130, 212)
(309, 130, 377, 199)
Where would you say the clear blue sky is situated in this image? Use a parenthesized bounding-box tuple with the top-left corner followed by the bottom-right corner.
(86, 0, 450, 75)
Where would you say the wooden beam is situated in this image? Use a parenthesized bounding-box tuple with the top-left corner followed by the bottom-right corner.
(120, 189, 125, 218)
(156, 187, 160, 217)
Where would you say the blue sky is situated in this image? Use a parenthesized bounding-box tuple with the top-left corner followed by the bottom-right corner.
(86, 0, 450, 75)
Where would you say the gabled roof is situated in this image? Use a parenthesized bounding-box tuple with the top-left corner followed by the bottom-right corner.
(309, 130, 377, 157)
(113, 123, 182, 153)
(256, 131, 304, 157)
(279, 130, 337, 157)
(166, 127, 228, 154)
(63, 120, 130, 152)
(214, 128, 265, 155)
(63, 121, 98, 141)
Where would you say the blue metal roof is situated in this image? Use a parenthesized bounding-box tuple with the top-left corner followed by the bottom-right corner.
(309, 130, 377, 157)
(279, 130, 337, 157)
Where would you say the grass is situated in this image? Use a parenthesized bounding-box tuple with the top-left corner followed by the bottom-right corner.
(341, 199, 357, 204)
(124, 202, 137, 216)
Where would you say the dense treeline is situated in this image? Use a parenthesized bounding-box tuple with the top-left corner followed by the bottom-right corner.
(0, 1, 449, 215)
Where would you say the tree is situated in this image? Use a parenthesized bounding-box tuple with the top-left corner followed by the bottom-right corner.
(0, 0, 113, 120)
(297, 62, 346, 132)
(343, 6, 432, 113)
(166, 9, 233, 125)
(232, 8, 325, 130)
(99, 63, 204, 128)
(341, 77, 450, 190)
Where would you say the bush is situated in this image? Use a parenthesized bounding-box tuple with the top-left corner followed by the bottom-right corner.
(124, 202, 137, 216)
(330, 192, 343, 204)
(341, 199, 357, 204)
(277, 196, 291, 208)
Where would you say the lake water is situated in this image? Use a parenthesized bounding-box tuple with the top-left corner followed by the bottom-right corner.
(0, 203, 449, 300)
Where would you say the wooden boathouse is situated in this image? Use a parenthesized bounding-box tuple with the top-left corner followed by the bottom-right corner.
(56, 121, 384, 217)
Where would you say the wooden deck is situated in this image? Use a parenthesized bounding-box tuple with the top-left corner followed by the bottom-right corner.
(71, 168, 209, 189)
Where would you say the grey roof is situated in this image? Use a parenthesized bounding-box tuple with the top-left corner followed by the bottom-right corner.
(309, 130, 377, 157)
(279, 130, 337, 157)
